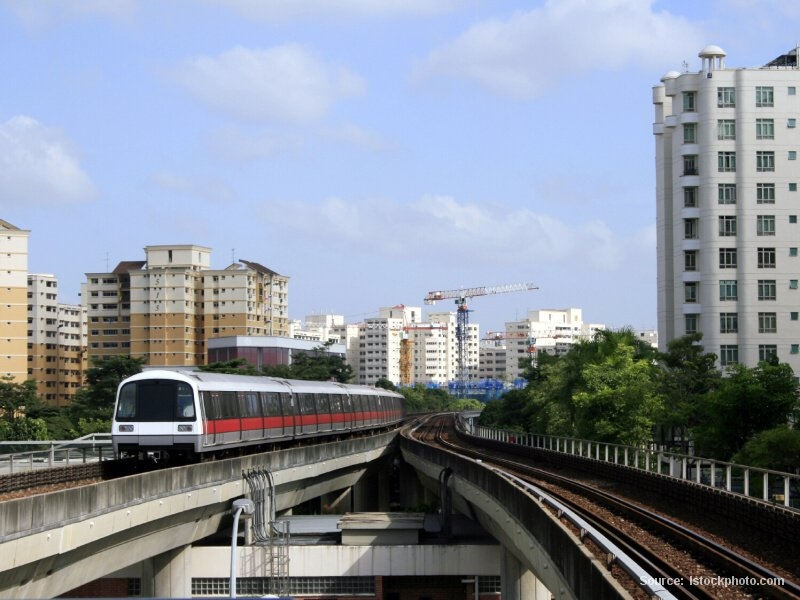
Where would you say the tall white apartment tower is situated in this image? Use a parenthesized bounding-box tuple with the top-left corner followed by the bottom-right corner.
(654, 45, 800, 370)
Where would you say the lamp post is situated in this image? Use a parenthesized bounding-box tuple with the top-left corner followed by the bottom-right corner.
(230, 498, 255, 598)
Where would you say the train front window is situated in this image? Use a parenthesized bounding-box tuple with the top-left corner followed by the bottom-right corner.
(116, 380, 196, 422)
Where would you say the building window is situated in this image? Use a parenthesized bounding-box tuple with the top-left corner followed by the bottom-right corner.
(683, 91, 696, 112)
(719, 248, 737, 268)
(792, 344, 800, 355)
(757, 247, 776, 268)
(756, 118, 774, 139)
(719, 215, 737, 236)
(684, 282, 699, 303)
(791, 312, 799, 321)
(683, 155, 698, 176)
(758, 312, 777, 333)
(720, 312, 738, 333)
(759, 345, 778, 362)
(756, 86, 774, 107)
(756, 215, 775, 236)
(718, 151, 736, 172)
(718, 87, 735, 107)
(758, 279, 777, 301)
(719, 280, 738, 301)
(757, 151, 775, 172)
(720, 345, 738, 366)
(791, 280, 799, 290)
(790, 118, 797, 129)
(717, 119, 736, 140)
(683, 123, 697, 144)
(791, 248, 798, 257)
(790, 151, 797, 161)
(684, 187, 698, 207)
(790, 87, 797, 96)
(685, 314, 698, 335)
(757, 183, 776, 204)
(684, 250, 697, 271)
(791, 183, 798, 192)
(791, 216, 798, 224)
(684, 218, 698, 239)
(718, 184, 736, 204)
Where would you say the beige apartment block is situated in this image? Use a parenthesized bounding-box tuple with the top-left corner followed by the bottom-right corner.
(85, 245, 289, 367)
(0, 220, 29, 383)
(28, 273, 88, 406)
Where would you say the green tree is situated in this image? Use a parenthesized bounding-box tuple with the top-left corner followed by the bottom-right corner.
(68, 356, 145, 430)
(261, 343, 354, 383)
(0, 377, 49, 441)
(655, 334, 720, 451)
(573, 344, 663, 446)
(733, 426, 800, 473)
(199, 358, 261, 375)
(374, 378, 397, 390)
(692, 360, 799, 460)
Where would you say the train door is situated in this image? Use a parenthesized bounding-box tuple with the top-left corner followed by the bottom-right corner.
(317, 393, 332, 434)
(201, 391, 216, 447)
(240, 391, 261, 442)
(263, 392, 282, 439)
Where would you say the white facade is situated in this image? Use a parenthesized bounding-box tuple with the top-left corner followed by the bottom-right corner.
(504, 308, 605, 381)
(654, 45, 800, 370)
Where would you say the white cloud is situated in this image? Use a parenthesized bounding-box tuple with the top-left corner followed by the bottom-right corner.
(0, 116, 95, 206)
(414, 0, 705, 98)
(272, 194, 637, 271)
(173, 44, 367, 123)
(203, 0, 458, 21)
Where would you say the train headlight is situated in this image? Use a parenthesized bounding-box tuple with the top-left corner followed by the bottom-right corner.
(178, 424, 193, 432)
(118, 425, 134, 432)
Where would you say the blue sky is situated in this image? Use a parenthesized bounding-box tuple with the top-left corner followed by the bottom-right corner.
(2, 0, 799, 335)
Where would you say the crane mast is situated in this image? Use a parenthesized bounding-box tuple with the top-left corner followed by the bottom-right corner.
(424, 282, 538, 397)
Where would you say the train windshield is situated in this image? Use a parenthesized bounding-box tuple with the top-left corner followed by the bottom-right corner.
(116, 379, 196, 421)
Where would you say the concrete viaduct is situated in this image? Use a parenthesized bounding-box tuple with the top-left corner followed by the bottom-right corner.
(0, 427, 629, 599)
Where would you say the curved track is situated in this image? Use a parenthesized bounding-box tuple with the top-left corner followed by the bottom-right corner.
(405, 413, 800, 600)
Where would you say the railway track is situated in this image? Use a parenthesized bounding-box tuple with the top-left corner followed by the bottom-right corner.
(406, 413, 800, 600)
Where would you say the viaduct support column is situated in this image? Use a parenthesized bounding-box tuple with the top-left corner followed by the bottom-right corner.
(501, 548, 549, 599)
(142, 545, 192, 599)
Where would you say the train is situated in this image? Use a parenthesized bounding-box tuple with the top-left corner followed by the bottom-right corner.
(111, 369, 406, 460)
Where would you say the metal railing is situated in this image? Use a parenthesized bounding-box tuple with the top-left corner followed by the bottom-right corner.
(0, 433, 113, 474)
(471, 423, 799, 510)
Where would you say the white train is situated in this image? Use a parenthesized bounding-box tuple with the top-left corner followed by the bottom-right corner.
(111, 369, 406, 459)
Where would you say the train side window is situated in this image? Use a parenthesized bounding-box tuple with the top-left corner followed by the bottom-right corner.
(241, 392, 259, 417)
(317, 393, 330, 415)
(342, 394, 353, 413)
(217, 391, 238, 419)
(264, 393, 280, 416)
(202, 391, 216, 419)
(330, 394, 342, 413)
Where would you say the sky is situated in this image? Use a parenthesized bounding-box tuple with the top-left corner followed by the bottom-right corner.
(2, 0, 800, 336)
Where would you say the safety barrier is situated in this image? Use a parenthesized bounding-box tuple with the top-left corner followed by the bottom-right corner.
(470, 423, 799, 510)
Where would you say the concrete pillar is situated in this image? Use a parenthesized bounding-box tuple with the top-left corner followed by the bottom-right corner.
(151, 545, 192, 598)
(501, 548, 548, 599)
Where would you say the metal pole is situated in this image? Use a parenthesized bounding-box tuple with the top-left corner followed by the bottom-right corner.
(230, 499, 254, 598)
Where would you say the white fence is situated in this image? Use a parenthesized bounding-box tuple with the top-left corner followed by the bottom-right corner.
(471, 423, 799, 510)
(0, 433, 113, 474)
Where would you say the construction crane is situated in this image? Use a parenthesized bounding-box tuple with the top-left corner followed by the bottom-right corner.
(424, 282, 538, 397)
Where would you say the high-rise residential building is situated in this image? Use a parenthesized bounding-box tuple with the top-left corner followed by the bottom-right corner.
(0, 220, 29, 383)
(654, 45, 800, 370)
(84, 245, 289, 367)
(28, 274, 88, 406)
(504, 308, 604, 381)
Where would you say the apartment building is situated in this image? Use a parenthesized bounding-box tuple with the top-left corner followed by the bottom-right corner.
(28, 274, 88, 406)
(654, 45, 800, 369)
(0, 220, 29, 383)
(504, 308, 605, 381)
(84, 245, 289, 367)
